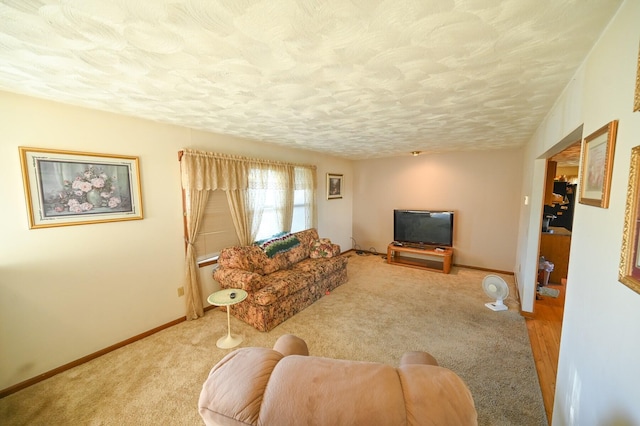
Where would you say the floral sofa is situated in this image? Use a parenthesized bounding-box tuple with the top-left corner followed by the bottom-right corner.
(213, 229, 348, 332)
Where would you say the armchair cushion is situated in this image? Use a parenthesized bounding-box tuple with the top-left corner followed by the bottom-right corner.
(199, 334, 478, 426)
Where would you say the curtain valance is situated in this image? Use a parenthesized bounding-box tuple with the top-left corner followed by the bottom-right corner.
(180, 149, 316, 191)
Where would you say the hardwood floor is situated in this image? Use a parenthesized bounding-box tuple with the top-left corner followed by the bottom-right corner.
(526, 280, 566, 424)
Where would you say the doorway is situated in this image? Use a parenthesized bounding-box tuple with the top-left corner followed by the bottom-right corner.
(527, 137, 581, 422)
(538, 141, 580, 297)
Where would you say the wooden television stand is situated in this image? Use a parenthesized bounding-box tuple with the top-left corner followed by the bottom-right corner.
(387, 243, 453, 274)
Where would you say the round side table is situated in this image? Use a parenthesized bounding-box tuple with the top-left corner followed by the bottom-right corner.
(207, 288, 248, 349)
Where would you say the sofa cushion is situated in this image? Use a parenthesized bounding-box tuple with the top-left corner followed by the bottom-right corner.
(397, 364, 478, 425)
(218, 245, 284, 275)
(199, 347, 283, 425)
(253, 269, 317, 306)
(310, 238, 340, 258)
(282, 228, 317, 262)
(213, 267, 265, 293)
(218, 229, 321, 274)
(259, 355, 407, 425)
(292, 256, 347, 281)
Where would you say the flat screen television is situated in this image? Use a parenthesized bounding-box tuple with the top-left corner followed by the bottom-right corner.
(393, 210, 454, 247)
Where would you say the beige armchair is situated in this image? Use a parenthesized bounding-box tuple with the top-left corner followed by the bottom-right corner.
(198, 334, 477, 425)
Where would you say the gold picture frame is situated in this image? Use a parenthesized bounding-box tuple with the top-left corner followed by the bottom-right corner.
(634, 42, 639, 112)
(327, 173, 343, 200)
(578, 120, 618, 208)
(19, 147, 144, 229)
(618, 145, 640, 294)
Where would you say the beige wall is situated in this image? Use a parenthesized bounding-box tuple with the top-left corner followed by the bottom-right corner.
(352, 149, 524, 271)
(517, 0, 640, 422)
(555, 165, 579, 180)
(0, 91, 352, 390)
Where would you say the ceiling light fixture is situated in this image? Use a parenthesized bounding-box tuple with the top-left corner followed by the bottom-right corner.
(411, 151, 422, 156)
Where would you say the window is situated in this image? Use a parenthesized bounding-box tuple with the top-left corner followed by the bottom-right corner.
(255, 166, 315, 241)
(291, 188, 308, 232)
(293, 165, 315, 232)
(193, 190, 239, 263)
(194, 165, 315, 260)
(255, 185, 280, 241)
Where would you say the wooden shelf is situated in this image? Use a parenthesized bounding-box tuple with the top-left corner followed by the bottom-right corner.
(387, 244, 453, 274)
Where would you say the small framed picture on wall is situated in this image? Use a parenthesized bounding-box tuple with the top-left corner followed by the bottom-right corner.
(578, 120, 618, 208)
(327, 173, 343, 200)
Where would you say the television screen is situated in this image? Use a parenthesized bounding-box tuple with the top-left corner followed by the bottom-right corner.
(393, 210, 454, 247)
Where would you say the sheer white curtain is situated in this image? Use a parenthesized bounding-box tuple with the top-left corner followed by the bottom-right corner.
(269, 166, 294, 235)
(295, 166, 317, 229)
(179, 149, 316, 319)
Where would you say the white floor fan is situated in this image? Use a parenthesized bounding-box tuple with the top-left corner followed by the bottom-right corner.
(482, 275, 509, 311)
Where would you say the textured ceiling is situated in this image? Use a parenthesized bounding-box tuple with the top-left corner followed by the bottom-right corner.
(0, 0, 622, 159)
(551, 142, 582, 167)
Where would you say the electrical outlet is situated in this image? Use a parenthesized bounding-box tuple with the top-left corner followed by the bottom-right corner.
(177, 287, 185, 297)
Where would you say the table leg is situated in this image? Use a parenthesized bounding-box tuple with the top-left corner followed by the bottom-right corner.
(216, 306, 243, 349)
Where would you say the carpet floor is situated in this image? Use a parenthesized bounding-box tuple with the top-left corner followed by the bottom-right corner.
(0, 253, 546, 425)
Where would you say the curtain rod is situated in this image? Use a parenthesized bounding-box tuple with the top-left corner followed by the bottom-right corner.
(177, 149, 316, 170)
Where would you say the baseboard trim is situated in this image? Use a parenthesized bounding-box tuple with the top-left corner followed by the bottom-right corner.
(344, 248, 384, 256)
(0, 305, 216, 399)
(452, 263, 514, 276)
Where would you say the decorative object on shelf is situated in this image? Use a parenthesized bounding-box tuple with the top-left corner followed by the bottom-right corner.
(578, 120, 618, 208)
(19, 147, 143, 229)
(634, 42, 639, 112)
(618, 145, 640, 295)
(327, 173, 343, 199)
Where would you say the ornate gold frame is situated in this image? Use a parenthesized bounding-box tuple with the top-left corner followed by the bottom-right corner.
(619, 146, 640, 294)
(578, 120, 618, 208)
(20, 147, 144, 229)
(634, 42, 639, 112)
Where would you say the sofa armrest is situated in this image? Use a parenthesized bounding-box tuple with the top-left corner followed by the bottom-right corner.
(399, 351, 439, 366)
(213, 267, 265, 293)
(272, 334, 309, 357)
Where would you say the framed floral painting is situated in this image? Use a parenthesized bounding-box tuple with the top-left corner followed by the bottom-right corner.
(19, 147, 143, 229)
